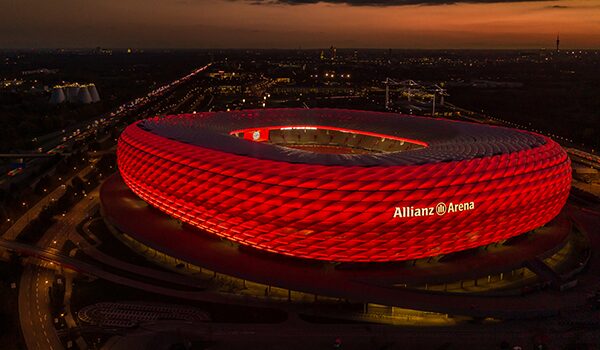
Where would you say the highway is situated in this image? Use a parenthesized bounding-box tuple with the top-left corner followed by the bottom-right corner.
(2, 63, 213, 350)
(8, 161, 165, 350)
(0, 63, 212, 191)
(5, 63, 212, 350)
(18, 265, 62, 350)
(2, 166, 93, 241)
(2, 166, 91, 240)
(14, 162, 96, 350)
(0, 62, 213, 239)
(0, 153, 57, 158)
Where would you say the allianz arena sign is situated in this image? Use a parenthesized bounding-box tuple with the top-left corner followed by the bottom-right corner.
(393, 201, 476, 218)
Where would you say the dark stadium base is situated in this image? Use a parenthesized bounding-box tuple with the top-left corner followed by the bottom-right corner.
(100, 174, 584, 319)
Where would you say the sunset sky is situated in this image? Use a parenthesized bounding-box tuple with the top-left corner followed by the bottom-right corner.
(1, 0, 599, 49)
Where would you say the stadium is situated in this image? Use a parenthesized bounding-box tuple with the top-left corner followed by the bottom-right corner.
(113, 108, 571, 262)
(100, 109, 581, 314)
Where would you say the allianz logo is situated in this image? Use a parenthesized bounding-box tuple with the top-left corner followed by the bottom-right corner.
(393, 201, 475, 218)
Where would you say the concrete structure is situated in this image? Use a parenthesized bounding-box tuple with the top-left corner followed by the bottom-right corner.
(49, 87, 66, 104)
(49, 83, 100, 104)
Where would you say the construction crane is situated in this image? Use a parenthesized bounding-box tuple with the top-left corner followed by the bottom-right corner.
(384, 78, 419, 110)
(384, 78, 449, 116)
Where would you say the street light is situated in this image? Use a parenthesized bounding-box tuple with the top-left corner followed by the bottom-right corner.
(22, 202, 31, 224)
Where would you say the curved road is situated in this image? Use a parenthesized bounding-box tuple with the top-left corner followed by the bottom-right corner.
(18, 265, 62, 350)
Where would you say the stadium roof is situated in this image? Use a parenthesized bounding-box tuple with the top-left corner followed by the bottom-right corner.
(138, 108, 547, 166)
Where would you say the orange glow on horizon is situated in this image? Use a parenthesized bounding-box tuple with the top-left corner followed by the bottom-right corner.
(0, 0, 599, 48)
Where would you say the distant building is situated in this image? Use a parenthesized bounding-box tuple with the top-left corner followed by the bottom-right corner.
(1, 79, 24, 89)
(49, 83, 100, 104)
(49, 87, 66, 104)
(272, 85, 357, 95)
(94, 47, 113, 55)
(21, 68, 59, 76)
(216, 85, 242, 94)
(207, 71, 237, 79)
(88, 84, 100, 102)
(78, 86, 92, 104)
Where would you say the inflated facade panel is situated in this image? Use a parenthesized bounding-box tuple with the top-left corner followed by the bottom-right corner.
(117, 109, 571, 262)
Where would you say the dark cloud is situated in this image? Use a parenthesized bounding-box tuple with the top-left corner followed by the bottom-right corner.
(243, 0, 553, 6)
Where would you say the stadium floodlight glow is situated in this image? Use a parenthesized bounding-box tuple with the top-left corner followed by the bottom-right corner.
(117, 108, 571, 263)
(229, 125, 429, 147)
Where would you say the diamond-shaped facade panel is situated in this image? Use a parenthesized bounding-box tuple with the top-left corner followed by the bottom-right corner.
(117, 109, 571, 262)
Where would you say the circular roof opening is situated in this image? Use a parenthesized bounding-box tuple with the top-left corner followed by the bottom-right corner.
(229, 125, 427, 155)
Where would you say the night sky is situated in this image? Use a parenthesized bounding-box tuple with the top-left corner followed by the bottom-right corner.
(1, 0, 599, 49)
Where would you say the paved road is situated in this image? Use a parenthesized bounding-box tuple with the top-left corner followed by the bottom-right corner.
(38, 185, 99, 249)
(9, 63, 214, 350)
(2, 165, 93, 241)
(18, 265, 62, 350)
(14, 164, 96, 350)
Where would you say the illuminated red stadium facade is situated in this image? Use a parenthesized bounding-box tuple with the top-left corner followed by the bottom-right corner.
(116, 109, 571, 263)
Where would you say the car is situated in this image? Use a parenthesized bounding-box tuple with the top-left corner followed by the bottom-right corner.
(7, 168, 23, 177)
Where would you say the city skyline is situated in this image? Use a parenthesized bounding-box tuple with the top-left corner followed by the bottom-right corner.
(1, 0, 599, 49)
